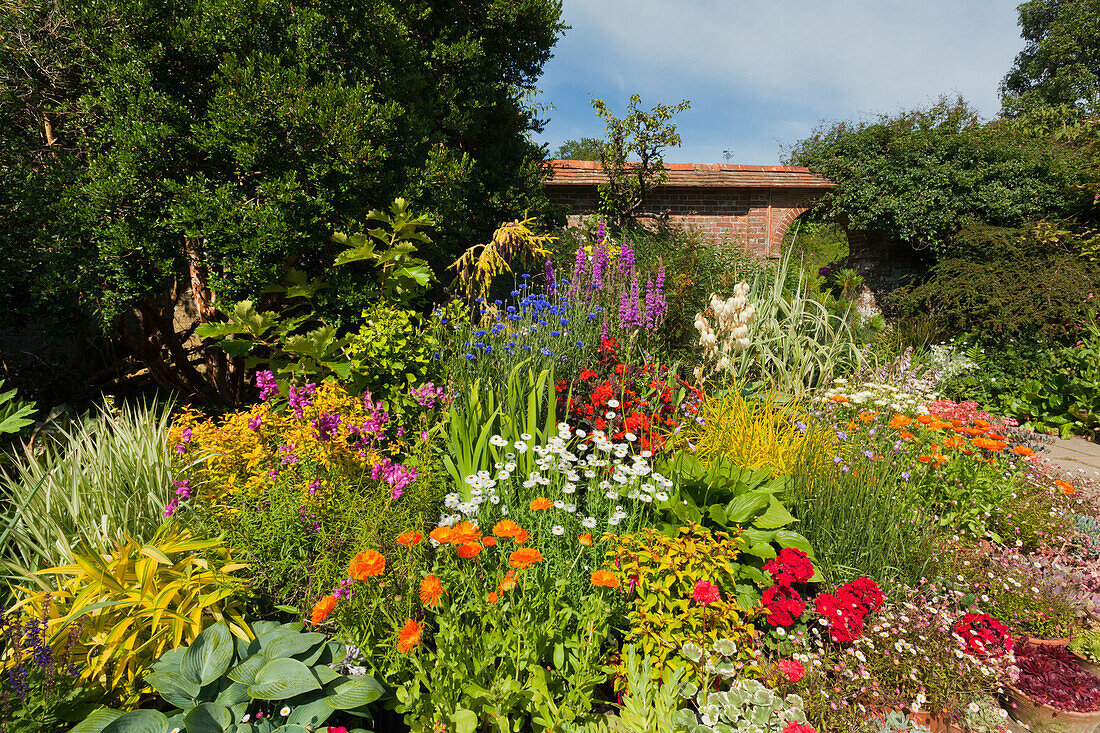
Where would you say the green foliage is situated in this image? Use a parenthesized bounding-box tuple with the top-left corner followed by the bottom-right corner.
(1000, 0, 1100, 119)
(860, 711, 931, 733)
(591, 94, 691, 230)
(0, 380, 36, 437)
(555, 137, 604, 161)
(390, 578, 612, 732)
(1069, 627, 1100, 663)
(787, 97, 1089, 257)
(675, 679, 809, 733)
(76, 620, 381, 733)
(787, 446, 935, 589)
(658, 453, 815, 569)
(0, 400, 178, 575)
(345, 302, 441, 413)
(565, 646, 684, 733)
(612, 526, 760, 685)
(888, 226, 1100, 345)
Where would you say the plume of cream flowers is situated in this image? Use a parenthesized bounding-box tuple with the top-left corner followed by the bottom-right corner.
(693, 281, 755, 378)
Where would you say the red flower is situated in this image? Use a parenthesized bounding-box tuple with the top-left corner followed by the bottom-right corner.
(763, 548, 815, 585)
(579, 368, 598, 381)
(836, 577, 884, 615)
(761, 584, 806, 627)
(782, 724, 815, 733)
(777, 658, 805, 683)
(692, 580, 721, 606)
(814, 593, 865, 643)
(953, 612, 1013, 657)
(614, 363, 628, 376)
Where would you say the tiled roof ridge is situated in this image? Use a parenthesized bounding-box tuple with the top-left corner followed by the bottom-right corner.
(547, 159, 816, 173)
(544, 159, 834, 188)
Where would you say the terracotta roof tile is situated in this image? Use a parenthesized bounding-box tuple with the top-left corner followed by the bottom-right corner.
(543, 159, 834, 189)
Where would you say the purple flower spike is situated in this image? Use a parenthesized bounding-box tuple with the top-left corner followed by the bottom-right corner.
(255, 370, 279, 402)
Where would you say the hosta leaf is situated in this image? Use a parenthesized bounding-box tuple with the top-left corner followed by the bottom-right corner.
(102, 710, 169, 733)
(323, 675, 383, 709)
(145, 669, 200, 709)
(724, 492, 769, 524)
(263, 631, 326, 660)
(183, 703, 233, 733)
(228, 655, 266, 685)
(182, 623, 234, 686)
(248, 658, 320, 700)
(753, 497, 797, 530)
(287, 698, 337, 727)
(72, 708, 124, 733)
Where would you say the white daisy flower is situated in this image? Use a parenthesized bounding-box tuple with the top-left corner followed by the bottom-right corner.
(607, 398, 620, 408)
(280, 706, 291, 716)
(582, 516, 597, 528)
(552, 525, 565, 536)
(514, 441, 529, 453)
(489, 435, 508, 447)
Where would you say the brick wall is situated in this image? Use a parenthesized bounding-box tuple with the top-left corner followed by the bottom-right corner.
(545, 184, 822, 257)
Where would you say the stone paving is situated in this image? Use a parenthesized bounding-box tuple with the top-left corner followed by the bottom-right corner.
(1038, 434, 1100, 482)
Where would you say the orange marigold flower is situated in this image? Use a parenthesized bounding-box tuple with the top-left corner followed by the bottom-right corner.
(987, 432, 1007, 441)
(929, 420, 953, 431)
(419, 574, 445, 607)
(348, 550, 385, 580)
(397, 619, 423, 654)
(888, 414, 911, 429)
(943, 436, 967, 450)
(509, 548, 544, 569)
(395, 531, 423, 547)
(1056, 479, 1076, 495)
(487, 591, 499, 604)
(578, 532, 593, 546)
(498, 570, 518, 592)
(830, 395, 849, 403)
(857, 410, 877, 423)
(457, 542, 483, 559)
(513, 530, 530, 545)
(482, 536, 498, 547)
(974, 418, 991, 429)
(591, 569, 620, 588)
(448, 522, 481, 545)
(311, 595, 337, 625)
(1011, 446, 1035, 457)
(900, 429, 915, 440)
(916, 415, 933, 425)
(529, 497, 554, 511)
(950, 418, 963, 427)
(972, 437, 1006, 452)
(958, 427, 984, 436)
(429, 526, 454, 544)
(492, 519, 523, 538)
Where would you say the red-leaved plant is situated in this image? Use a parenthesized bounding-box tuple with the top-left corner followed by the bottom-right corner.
(1014, 643, 1100, 712)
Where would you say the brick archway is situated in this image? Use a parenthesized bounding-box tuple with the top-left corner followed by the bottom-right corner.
(543, 160, 834, 257)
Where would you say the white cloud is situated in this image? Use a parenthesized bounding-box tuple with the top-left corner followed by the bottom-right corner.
(538, 0, 1024, 163)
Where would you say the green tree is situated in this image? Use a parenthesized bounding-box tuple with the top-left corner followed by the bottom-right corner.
(0, 0, 563, 403)
(553, 137, 603, 160)
(786, 97, 1089, 258)
(591, 94, 691, 230)
(1001, 0, 1100, 119)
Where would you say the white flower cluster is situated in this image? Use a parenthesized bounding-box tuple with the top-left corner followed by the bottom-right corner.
(694, 282, 755, 373)
(927, 340, 980, 383)
(818, 377, 933, 415)
(439, 422, 672, 532)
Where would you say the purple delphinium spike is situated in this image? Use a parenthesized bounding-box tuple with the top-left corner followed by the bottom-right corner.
(544, 259, 556, 290)
(595, 219, 607, 245)
(600, 320, 609, 341)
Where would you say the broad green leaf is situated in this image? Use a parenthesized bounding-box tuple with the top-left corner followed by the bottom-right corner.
(262, 631, 326, 660)
(288, 698, 336, 727)
(453, 708, 479, 733)
(228, 654, 266, 685)
(324, 675, 384, 709)
(248, 658, 321, 700)
(102, 710, 169, 733)
(183, 703, 233, 733)
(754, 497, 797, 530)
(182, 623, 234, 686)
(724, 492, 770, 524)
(217, 340, 254, 358)
(773, 530, 815, 556)
(145, 669, 200, 709)
(72, 709, 124, 733)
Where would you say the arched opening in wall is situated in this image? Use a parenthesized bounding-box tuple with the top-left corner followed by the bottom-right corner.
(780, 211, 849, 275)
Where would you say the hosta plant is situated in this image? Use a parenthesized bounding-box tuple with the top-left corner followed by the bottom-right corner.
(11, 527, 249, 704)
(75, 620, 381, 733)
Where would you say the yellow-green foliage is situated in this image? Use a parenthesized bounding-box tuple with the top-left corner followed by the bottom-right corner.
(346, 302, 440, 409)
(12, 527, 248, 705)
(449, 214, 556, 302)
(680, 390, 822, 475)
(610, 525, 759, 685)
(171, 381, 401, 505)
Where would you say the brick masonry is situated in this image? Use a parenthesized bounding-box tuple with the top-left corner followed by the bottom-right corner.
(543, 160, 835, 257)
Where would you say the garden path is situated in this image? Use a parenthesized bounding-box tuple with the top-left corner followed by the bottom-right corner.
(1038, 434, 1100, 482)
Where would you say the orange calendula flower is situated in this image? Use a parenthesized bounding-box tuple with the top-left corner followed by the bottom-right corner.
(448, 522, 481, 545)
(487, 591, 499, 604)
(457, 542, 483, 559)
(419, 575, 445, 607)
(529, 497, 554, 511)
(974, 418, 991, 429)
(395, 531, 423, 547)
(972, 437, 1007, 452)
(1056, 479, 1076, 495)
(429, 526, 454, 544)
(513, 530, 530, 545)
(493, 519, 522, 538)
(916, 415, 933, 425)
(311, 595, 338, 625)
(943, 435, 967, 450)
(900, 429, 915, 440)
(929, 420, 954, 431)
(578, 533, 593, 546)
(888, 414, 911, 429)
(1011, 446, 1035, 457)
(918, 455, 932, 464)
(591, 569, 620, 588)
(397, 619, 423, 654)
(958, 427, 984, 437)
(498, 570, 518, 592)
(482, 536, 498, 547)
(846, 420, 858, 430)
(348, 550, 385, 580)
(830, 395, 849, 403)
(857, 410, 877, 423)
(509, 548, 544, 569)
(987, 432, 1008, 442)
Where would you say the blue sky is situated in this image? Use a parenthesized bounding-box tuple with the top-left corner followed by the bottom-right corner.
(533, 1, 1025, 165)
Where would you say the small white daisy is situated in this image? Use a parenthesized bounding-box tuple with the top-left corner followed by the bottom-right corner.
(552, 525, 565, 535)
(280, 706, 291, 717)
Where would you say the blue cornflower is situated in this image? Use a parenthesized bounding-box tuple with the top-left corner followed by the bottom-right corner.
(559, 317, 569, 326)
(587, 312, 598, 321)
(511, 290, 520, 297)
(576, 340, 584, 347)
(550, 331, 560, 337)
(476, 329, 487, 337)
(474, 341, 485, 349)
(862, 450, 874, 459)
(464, 353, 476, 361)
(509, 314, 521, 322)
(507, 305, 516, 313)
(493, 299, 502, 305)
(522, 345, 532, 351)
(522, 273, 531, 279)
(541, 348, 552, 356)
